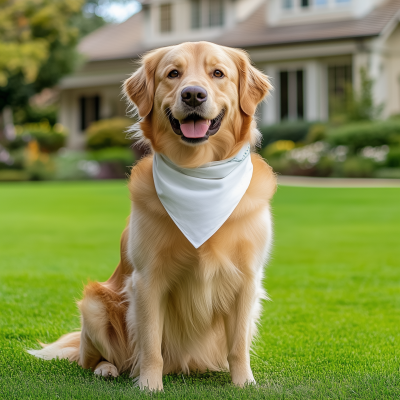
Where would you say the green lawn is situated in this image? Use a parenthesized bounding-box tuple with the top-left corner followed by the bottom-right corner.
(0, 181, 399, 399)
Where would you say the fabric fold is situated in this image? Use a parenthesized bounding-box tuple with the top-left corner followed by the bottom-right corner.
(152, 143, 253, 248)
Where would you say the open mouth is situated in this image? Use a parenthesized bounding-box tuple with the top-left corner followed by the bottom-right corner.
(167, 109, 225, 144)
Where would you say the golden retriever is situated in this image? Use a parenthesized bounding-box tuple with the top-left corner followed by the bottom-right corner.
(29, 41, 277, 391)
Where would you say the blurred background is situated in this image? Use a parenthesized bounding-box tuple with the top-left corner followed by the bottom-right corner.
(1, 0, 400, 181)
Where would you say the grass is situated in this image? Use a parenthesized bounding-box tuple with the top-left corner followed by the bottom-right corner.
(0, 181, 399, 399)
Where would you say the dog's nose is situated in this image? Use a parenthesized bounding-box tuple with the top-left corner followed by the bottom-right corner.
(181, 86, 208, 108)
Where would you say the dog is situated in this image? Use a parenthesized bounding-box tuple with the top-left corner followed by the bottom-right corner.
(29, 41, 277, 391)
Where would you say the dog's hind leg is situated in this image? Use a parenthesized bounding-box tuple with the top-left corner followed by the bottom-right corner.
(28, 229, 133, 372)
(78, 281, 129, 374)
(79, 327, 103, 370)
(94, 361, 119, 378)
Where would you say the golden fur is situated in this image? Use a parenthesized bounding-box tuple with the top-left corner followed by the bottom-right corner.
(28, 42, 277, 391)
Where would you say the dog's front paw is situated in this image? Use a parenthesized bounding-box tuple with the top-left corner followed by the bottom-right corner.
(94, 361, 119, 378)
(138, 372, 163, 391)
(230, 366, 256, 387)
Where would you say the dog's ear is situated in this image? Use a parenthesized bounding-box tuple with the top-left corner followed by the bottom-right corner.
(230, 49, 272, 116)
(124, 48, 169, 118)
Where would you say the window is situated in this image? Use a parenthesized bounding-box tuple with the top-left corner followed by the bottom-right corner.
(282, 0, 293, 9)
(79, 95, 100, 131)
(191, 0, 201, 29)
(279, 70, 304, 121)
(160, 3, 173, 33)
(191, 0, 224, 30)
(282, 0, 351, 11)
(208, 0, 224, 27)
(328, 65, 352, 117)
(296, 70, 304, 118)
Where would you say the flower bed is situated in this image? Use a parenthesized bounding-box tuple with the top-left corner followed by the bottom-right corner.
(260, 120, 400, 178)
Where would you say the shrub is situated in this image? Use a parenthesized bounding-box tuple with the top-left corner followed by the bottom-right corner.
(14, 105, 58, 126)
(54, 150, 99, 180)
(360, 145, 389, 164)
(87, 147, 135, 179)
(86, 118, 134, 149)
(327, 120, 400, 151)
(0, 145, 14, 169)
(305, 124, 327, 143)
(265, 142, 333, 177)
(87, 147, 135, 165)
(341, 156, 375, 178)
(329, 68, 383, 123)
(0, 170, 29, 181)
(315, 156, 335, 177)
(259, 121, 313, 146)
(26, 158, 55, 180)
(261, 140, 295, 158)
(386, 146, 400, 168)
(14, 121, 67, 152)
(24, 140, 56, 180)
(266, 156, 293, 175)
(345, 67, 383, 122)
(286, 142, 329, 168)
(374, 168, 400, 179)
(7, 148, 26, 170)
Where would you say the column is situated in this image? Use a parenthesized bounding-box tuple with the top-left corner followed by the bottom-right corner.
(305, 61, 319, 121)
(262, 65, 278, 125)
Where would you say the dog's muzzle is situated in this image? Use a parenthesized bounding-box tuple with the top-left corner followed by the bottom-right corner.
(167, 109, 225, 144)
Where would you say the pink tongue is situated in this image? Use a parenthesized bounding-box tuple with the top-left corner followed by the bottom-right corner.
(180, 120, 210, 138)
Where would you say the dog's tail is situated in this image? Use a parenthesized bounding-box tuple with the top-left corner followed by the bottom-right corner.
(27, 331, 81, 363)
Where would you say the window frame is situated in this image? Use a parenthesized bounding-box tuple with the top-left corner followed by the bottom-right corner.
(279, 69, 305, 121)
(190, 0, 225, 30)
(191, 0, 201, 29)
(79, 95, 100, 132)
(159, 3, 173, 33)
(208, 0, 224, 28)
(281, 0, 351, 12)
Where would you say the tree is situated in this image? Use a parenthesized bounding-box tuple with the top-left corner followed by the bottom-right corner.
(71, 0, 107, 39)
(329, 67, 384, 123)
(0, 1, 139, 113)
(346, 67, 383, 122)
(0, 0, 85, 114)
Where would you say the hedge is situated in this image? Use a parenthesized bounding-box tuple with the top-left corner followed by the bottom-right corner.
(259, 121, 313, 146)
(327, 120, 400, 151)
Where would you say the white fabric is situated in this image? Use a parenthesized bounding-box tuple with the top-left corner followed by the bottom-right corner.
(152, 143, 253, 248)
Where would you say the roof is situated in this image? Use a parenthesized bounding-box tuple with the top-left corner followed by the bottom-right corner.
(78, 0, 400, 62)
(218, 0, 400, 48)
(78, 11, 146, 61)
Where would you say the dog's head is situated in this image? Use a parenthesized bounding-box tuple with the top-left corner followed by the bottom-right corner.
(124, 42, 271, 167)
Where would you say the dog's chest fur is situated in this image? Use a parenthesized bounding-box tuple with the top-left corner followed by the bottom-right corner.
(126, 154, 275, 343)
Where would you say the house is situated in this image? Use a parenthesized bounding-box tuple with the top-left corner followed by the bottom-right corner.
(59, 0, 400, 149)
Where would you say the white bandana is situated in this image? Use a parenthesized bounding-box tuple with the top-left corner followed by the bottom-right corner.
(152, 143, 253, 248)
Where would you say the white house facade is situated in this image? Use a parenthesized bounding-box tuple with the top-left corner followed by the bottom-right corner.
(59, 0, 400, 149)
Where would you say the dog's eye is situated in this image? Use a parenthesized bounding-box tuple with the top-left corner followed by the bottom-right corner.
(168, 70, 179, 78)
(213, 70, 224, 78)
